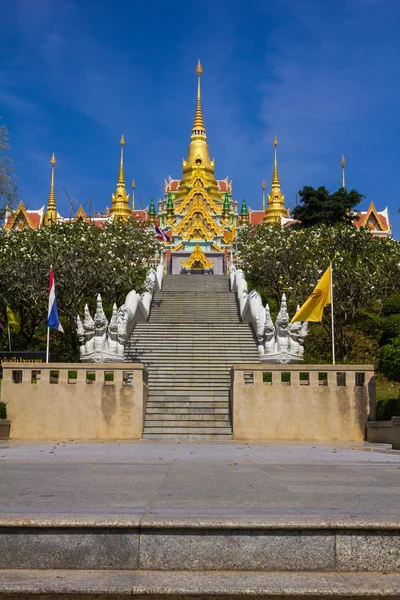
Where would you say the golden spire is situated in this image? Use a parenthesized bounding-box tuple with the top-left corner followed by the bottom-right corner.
(118, 135, 125, 186)
(44, 153, 57, 225)
(110, 135, 131, 220)
(340, 154, 346, 189)
(264, 135, 287, 226)
(272, 135, 280, 188)
(261, 180, 266, 211)
(131, 179, 136, 210)
(176, 60, 219, 199)
(192, 59, 206, 135)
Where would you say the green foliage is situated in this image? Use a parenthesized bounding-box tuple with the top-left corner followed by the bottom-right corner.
(292, 186, 363, 228)
(380, 337, 400, 382)
(376, 397, 400, 421)
(382, 293, 400, 317)
(381, 314, 400, 344)
(0, 402, 6, 419)
(238, 223, 400, 360)
(0, 218, 160, 359)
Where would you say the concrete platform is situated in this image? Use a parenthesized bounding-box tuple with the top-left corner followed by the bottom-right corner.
(1, 441, 400, 597)
(0, 440, 399, 517)
(0, 570, 400, 599)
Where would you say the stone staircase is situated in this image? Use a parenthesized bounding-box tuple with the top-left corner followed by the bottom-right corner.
(125, 274, 259, 439)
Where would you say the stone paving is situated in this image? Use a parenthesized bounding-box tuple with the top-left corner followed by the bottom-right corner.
(1, 440, 399, 517)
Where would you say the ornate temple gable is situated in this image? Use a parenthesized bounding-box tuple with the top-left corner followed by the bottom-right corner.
(5, 201, 43, 231)
(355, 202, 391, 236)
(177, 178, 221, 215)
(181, 244, 215, 270)
(74, 205, 90, 223)
(173, 195, 223, 241)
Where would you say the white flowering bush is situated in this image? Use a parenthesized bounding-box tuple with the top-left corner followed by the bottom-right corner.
(0, 218, 160, 358)
(239, 224, 400, 359)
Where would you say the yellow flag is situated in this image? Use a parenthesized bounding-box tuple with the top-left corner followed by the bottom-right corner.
(231, 222, 237, 239)
(7, 306, 20, 331)
(291, 266, 331, 323)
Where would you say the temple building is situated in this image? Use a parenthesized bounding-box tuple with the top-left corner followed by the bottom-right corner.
(3, 62, 392, 247)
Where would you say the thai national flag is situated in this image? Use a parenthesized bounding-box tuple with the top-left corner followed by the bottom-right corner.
(48, 268, 64, 333)
(0, 320, 4, 336)
(155, 225, 170, 242)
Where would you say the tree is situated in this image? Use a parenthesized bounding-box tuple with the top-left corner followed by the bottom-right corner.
(292, 186, 363, 228)
(0, 119, 19, 221)
(0, 218, 160, 358)
(238, 223, 400, 360)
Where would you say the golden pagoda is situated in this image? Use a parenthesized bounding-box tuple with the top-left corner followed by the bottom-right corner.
(109, 135, 131, 220)
(158, 61, 238, 265)
(44, 153, 57, 225)
(264, 136, 287, 225)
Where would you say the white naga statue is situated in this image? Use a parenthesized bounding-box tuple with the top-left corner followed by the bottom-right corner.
(230, 266, 308, 363)
(77, 263, 164, 362)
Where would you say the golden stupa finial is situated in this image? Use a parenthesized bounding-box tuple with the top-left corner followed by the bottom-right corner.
(110, 135, 131, 219)
(131, 179, 136, 210)
(44, 153, 57, 225)
(264, 135, 287, 225)
(117, 134, 126, 187)
(340, 154, 346, 189)
(272, 135, 280, 188)
(261, 180, 266, 211)
(192, 59, 206, 135)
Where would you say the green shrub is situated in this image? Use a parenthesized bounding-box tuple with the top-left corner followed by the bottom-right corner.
(383, 294, 400, 317)
(380, 337, 400, 382)
(381, 314, 400, 344)
(0, 402, 6, 420)
(376, 397, 400, 421)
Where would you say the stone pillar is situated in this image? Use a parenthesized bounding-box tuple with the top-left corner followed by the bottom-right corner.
(392, 417, 400, 450)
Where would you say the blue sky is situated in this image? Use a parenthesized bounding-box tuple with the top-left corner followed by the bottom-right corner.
(1, 0, 399, 236)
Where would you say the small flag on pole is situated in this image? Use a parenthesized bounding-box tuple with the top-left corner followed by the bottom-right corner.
(155, 225, 170, 242)
(48, 268, 64, 333)
(291, 266, 331, 323)
(7, 306, 20, 332)
(0, 320, 4, 336)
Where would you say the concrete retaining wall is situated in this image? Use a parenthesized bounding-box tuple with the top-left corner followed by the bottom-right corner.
(232, 364, 375, 442)
(2, 363, 148, 440)
(366, 417, 400, 449)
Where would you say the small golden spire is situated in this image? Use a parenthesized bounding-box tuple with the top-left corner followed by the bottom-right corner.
(272, 135, 280, 188)
(340, 154, 346, 189)
(261, 180, 266, 211)
(192, 59, 206, 135)
(264, 135, 287, 226)
(118, 135, 126, 187)
(131, 179, 136, 210)
(110, 136, 131, 219)
(44, 153, 57, 225)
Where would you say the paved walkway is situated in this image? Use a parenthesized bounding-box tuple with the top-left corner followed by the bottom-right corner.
(1, 440, 399, 517)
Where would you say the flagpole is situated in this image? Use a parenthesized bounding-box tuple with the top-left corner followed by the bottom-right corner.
(7, 310, 11, 353)
(330, 261, 335, 365)
(46, 327, 50, 363)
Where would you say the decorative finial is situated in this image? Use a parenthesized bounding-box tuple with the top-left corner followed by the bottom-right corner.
(272, 135, 280, 188)
(110, 136, 131, 219)
(196, 59, 203, 77)
(131, 179, 136, 210)
(341, 154, 346, 189)
(44, 152, 57, 225)
(131, 179, 136, 190)
(261, 180, 266, 211)
(192, 59, 206, 136)
(264, 135, 287, 225)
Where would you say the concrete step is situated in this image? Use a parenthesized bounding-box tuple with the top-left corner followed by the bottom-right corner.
(146, 414, 231, 422)
(0, 569, 398, 599)
(142, 426, 233, 434)
(146, 407, 230, 414)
